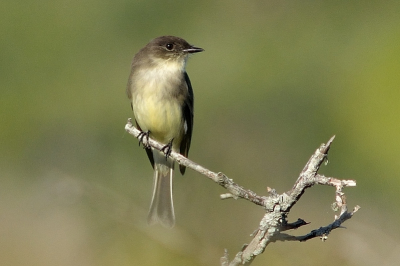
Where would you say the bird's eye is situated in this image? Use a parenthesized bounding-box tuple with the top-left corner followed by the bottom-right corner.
(166, 43, 174, 50)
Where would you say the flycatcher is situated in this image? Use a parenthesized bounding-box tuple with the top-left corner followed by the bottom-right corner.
(126, 36, 203, 228)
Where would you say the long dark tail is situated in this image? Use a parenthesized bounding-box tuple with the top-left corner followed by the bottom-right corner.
(147, 151, 175, 228)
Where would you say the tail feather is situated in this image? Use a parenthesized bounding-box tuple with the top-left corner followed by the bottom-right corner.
(147, 151, 175, 228)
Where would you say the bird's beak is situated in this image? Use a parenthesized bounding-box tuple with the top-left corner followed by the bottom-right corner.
(184, 46, 204, 54)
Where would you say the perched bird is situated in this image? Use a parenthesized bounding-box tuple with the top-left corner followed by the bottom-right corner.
(126, 36, 203, 227)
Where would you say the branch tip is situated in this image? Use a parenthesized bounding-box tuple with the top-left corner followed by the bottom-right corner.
(321, 135, 336, 154)
(220, 193, 235, 200)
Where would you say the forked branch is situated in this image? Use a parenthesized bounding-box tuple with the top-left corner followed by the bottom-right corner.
(125, 119, 359, 266)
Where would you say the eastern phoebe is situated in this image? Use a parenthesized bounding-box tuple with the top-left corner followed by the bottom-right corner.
(126, 36, 203, 227)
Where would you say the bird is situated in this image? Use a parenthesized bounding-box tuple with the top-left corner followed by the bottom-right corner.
(126, 36, 203, 227)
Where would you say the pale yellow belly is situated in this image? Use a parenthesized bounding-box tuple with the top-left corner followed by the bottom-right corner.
(133, 92, 183, 150)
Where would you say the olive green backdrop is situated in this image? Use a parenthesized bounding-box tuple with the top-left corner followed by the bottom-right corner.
(1, 1, 399, 265)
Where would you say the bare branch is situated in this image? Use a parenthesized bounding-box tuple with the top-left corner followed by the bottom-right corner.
(125, 119, 265, 206)
(125, 119, 359, 265)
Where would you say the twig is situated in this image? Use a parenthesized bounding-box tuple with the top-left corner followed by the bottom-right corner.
(125, 119, 265, 206)
(125, 119, 359, 265)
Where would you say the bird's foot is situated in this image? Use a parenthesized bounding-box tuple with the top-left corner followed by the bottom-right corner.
(161, 139, 174, 158)
(138, 130, 150, 149)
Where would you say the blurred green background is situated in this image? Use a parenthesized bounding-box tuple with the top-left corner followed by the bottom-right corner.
(1, 0, 399, 265)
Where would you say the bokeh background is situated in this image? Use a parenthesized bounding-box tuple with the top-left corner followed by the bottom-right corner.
(1, 1, 399, 265)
